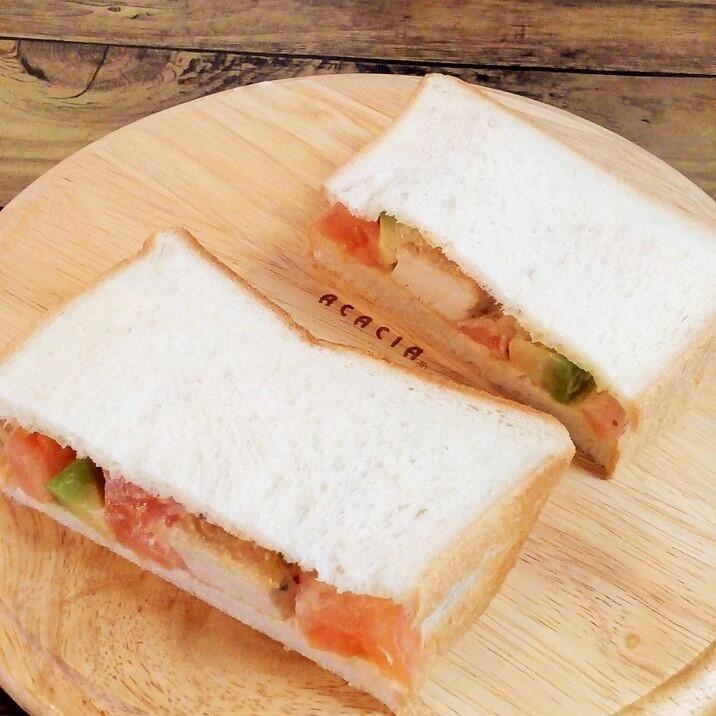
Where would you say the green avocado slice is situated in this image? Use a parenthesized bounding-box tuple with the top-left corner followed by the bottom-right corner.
(47, 458, 109, 536)
(378, 213, 421, 267)
(509, 336, 594, 404)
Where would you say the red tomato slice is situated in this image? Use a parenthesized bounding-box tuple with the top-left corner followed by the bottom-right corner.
(4, 427, 76, 502)
(104, 475, 186, 570)
(581, 391, 627, 442)
(460, 314, 516, 359)
(314, 203, 381, 268)
(295, 573, 420, 685)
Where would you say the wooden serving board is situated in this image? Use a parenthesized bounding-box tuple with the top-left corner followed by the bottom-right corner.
(0, 74, 714, 716)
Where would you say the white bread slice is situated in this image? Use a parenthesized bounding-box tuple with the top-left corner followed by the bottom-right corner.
(0, 229, 573, 707)
(323, 73, 716, 468)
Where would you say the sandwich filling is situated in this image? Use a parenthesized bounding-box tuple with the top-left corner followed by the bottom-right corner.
(0, 421, 420, 685)
(313, 204, 628, 448)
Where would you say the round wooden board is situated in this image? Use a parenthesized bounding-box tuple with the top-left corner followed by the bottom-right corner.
(0, 74, 714, 716)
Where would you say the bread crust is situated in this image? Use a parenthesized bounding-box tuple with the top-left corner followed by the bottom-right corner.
(621, 319, 714, 463)
(422, 457, 568, 662)
(0, 227, 324, 367)
(414, 448, 571, 632)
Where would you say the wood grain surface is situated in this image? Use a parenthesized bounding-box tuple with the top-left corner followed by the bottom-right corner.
(1, 38, 715, 207)
(0, 74, 714, 716)
(1, 0, 714, 73)
(618, 642, 716, 715)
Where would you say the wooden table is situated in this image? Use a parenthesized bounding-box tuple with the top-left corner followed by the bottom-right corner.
(0, 3, 714, 714)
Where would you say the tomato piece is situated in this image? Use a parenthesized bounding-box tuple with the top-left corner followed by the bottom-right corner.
(314, 203, 381, 268)
(581, 391, 627, 442)
(104, 475, 186, 570)
(460, 314, 517, 359)
(4, 427, 76, 503)
(295, 573, 420, 685)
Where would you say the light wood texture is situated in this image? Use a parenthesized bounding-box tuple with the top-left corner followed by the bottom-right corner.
(0, 74, 713, 715)
(618, 642, 716, 715)
(1, 38, 714, 207)
(1, 0, 714, 74)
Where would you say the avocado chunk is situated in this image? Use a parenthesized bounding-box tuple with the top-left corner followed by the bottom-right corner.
(509, 336, 594, 403)
(47, 458, 109, 536)
(378, 213, 420, 267)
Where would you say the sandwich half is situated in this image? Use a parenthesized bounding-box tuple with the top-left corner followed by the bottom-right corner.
(311, 74, 716, 475)
(0, 228, 573, 712)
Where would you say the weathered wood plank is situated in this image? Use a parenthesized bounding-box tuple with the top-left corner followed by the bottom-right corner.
(0, 1, 714, 74)
(2, 38, 714, 205)
(1, 39, 714, 207)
